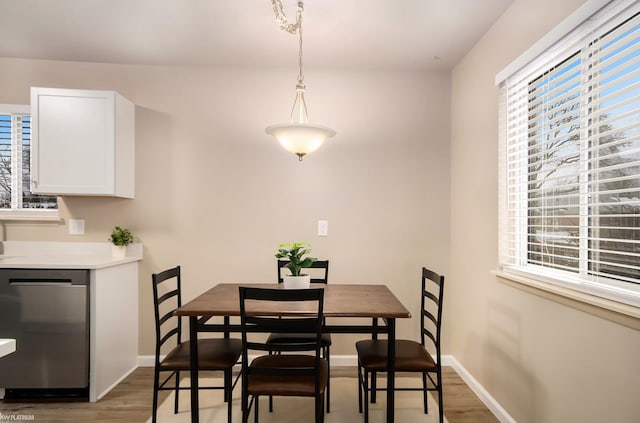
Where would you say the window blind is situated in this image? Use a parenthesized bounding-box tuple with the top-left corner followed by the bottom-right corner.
(499, 0, 640, 306)
(0, 114, 16, 207)
(0, 110, 56, 211)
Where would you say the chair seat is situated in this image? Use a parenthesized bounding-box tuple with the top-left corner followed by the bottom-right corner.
(356, 339, 436, 372)
(160, 338, 242, 371)
(248, 354, 328, 397)
(266, 332, 332, 347)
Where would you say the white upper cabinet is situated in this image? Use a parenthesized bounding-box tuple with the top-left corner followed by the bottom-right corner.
(30, 87, 135, 198)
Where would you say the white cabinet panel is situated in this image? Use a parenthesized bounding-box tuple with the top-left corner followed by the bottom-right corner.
(90, 262, 139, 402)
(31, 87, 135, 198)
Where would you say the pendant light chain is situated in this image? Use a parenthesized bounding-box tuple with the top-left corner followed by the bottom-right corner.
(271, 0, 302, 34)
(297, 10, 304, 86)
(271, 0, 305, 85)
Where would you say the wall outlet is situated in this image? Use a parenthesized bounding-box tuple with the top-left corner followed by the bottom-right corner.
(68, 219, 85, 235)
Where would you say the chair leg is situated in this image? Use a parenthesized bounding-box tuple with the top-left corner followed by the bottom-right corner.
(254, 396, 259, 423)
(174, 370, 180, 414)
(225, 369, 232, 423)
(268, 350, 274, 413)
(422, 372, 429, 414)
(224, 370, 229, 402)
(152, 367, 160, 423)
(363, 370, 370, 423)
(325, 346, 331, 413)
(370, 370, 376, 404)
(437, 369, 444, 423)
(357, 363, 363, 413)
(315, 392, 322, 423)
(242, 380, 249, 423)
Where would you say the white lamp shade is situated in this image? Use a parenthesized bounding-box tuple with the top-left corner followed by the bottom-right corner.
(266, 123, 336, 157)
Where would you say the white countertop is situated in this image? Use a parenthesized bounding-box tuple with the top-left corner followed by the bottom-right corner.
(0, 254, 141, 269)
(0, 339, 16, 359)
(0, 241, 143, 269)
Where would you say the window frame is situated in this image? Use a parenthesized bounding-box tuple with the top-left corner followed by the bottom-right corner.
(0, 104, 59, 221)
(496, 0, 640, 309)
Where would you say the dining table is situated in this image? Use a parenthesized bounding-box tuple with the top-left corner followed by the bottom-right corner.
(174, 283, 411, 423)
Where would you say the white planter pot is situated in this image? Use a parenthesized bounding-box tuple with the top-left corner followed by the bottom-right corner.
(283, 275, 311, 289)
(111, 245, 127, 258)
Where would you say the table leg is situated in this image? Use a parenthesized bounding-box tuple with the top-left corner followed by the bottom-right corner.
(386, 318, 396, 423)
(189, 316, 199, 423)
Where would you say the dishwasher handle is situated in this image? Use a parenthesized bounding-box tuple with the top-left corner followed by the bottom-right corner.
(9, 279, 75, 287)
(0, 269, 89, 287)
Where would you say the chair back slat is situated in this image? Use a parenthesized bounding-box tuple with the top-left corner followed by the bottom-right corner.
(153, 267, 180, 285)
(423, 289, 438, 305)
(156, 289, 179, 306)
(158, 309, 176, 327)
(422, 308, 437, 326)
(422, 267, 443, 287)
(422, 328, 437, 345)
(159, 327, 180, 348)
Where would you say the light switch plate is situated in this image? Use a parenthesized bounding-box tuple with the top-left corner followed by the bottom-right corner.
(68, 219, 85, 235)
(318, 220, 328, 236)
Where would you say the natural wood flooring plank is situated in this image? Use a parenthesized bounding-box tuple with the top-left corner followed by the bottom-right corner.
(442, 367, 499, 423)
(0, 366, 499, 423)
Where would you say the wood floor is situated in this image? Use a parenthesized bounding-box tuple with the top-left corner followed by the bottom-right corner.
(0, 366, 498, 423)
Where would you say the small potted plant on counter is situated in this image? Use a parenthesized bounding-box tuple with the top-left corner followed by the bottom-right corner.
(275, 242, 317, 289)
(109, 226, 133, 258)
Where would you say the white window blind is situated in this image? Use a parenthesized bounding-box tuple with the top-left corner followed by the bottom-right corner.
(0, 105, 57, 215)
(498, 0, 640, 307)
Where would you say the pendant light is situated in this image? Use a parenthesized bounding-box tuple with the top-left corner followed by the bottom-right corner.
(265, 0, 336, 161)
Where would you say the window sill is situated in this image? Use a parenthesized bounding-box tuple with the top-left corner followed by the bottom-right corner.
(493, 270, 640, 331)
(0, 210, 61, 222)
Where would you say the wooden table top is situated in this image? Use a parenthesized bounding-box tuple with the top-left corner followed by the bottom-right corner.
(175, 283, 411, 319)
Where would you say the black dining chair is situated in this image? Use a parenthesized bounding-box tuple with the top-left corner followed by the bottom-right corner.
(239, 286, 328, 423)
(265, 259, 332, 412)
(151, 266, 243, 423)
(355, 266, 445, 423)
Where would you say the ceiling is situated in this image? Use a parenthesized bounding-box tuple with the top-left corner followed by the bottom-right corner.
(0, 0, 513, 71)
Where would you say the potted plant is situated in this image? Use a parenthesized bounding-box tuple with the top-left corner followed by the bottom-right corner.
(109, 226, 133, 258)
(275, 242, 317, 289)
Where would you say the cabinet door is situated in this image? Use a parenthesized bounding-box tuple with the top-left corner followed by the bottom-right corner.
(31, 88, 116, 195)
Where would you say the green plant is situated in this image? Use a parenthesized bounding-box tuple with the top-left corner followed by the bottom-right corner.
(275, 242, 317, 276)
(109, 226, 134, 246)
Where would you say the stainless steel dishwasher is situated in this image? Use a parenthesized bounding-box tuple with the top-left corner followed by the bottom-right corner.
(0, 268, 89, 399)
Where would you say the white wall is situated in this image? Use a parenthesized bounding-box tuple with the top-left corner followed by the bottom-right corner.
(0, 57, 451, 358)
(451, 1, 640, 422)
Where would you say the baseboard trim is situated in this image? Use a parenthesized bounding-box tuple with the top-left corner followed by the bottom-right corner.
(94, 364, 138, 402)
(446, 356, 517, 423)
(138, 355, 156, 367)
(138, 353, 516, 423)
